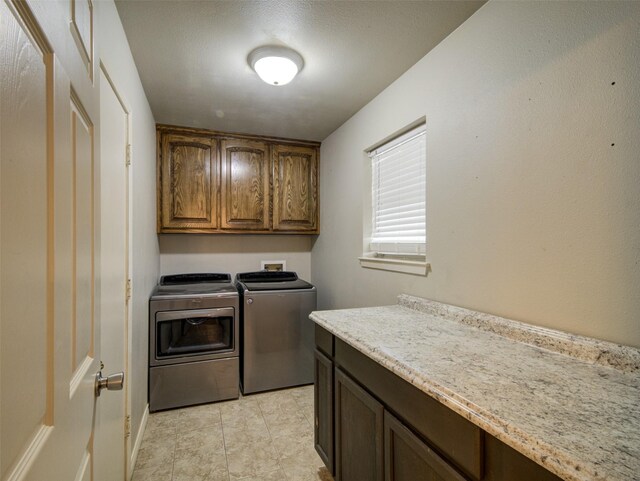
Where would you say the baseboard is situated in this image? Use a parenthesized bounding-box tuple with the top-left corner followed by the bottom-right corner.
(128, 404, 149, 480)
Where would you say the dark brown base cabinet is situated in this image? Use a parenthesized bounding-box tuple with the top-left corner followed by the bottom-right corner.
(314, 349, 334, 472)
(385, 411, 466, 481)
(314, 325, 562, 481)
(335, 367, 384, 481)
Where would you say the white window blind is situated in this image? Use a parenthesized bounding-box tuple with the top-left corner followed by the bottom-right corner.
(369, 124, 426, 255)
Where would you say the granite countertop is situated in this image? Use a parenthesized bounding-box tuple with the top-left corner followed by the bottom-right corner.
(310, 295, 640, 481)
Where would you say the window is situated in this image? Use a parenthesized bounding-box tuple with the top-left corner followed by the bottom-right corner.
(360, 123, 429, 275)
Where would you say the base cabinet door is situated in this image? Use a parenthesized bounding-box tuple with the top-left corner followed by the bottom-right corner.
(384, 411, 467, 481)
(315, 349, 334, 473)
(317, 328, 564, 481)
(335, 368, 384, 481)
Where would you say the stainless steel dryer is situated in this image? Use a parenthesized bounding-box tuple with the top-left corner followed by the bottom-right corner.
(149, 273, 239, 411)
(235, 271, 316, 394)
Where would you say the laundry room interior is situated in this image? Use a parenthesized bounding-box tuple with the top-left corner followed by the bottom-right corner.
(1, 1, 639, 481)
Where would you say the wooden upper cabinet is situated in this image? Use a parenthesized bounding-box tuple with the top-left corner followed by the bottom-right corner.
(220, 138, 270, 230)
(160, 133, 218, 231)
(272, 144, 319, 232)
(157, 125, 320, 234)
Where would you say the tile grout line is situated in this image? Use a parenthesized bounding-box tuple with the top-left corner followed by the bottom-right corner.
(136, 388, 318, 481)
(218, 407, 232, 481)
(254, 393, 290, 481)
(290, 386, 315, 429)
(170, 421, 177, 481)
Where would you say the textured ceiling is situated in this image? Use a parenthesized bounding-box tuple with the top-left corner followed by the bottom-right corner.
(115, 0, 485, 141)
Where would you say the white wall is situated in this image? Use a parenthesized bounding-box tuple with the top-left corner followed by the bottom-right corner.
(160, 236, 312, 281)
(97, 0, 159, 465)
(312, 1, 640, 347)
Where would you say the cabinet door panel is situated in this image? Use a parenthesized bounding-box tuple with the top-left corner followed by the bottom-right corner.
(160, 134, 217, 230)
(220, 139, 269, 230)
(335, 368, 383, 481)
(484, 436, 562, 481)
(314, 349, 334, 473)
(273, 144, 318, 232)
(385, 411, 467, 481)
(336, 338, 482, 479)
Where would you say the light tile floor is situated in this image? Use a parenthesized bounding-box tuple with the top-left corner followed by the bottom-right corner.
(132, 385, 334, 481)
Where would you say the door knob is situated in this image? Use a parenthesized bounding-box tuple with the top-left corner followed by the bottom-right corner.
(95, 370, 124, 396)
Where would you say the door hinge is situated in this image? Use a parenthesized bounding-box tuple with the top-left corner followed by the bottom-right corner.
(126, 144, 131, 166)
(126, 278, 132, 302)
(125, 414, 131, 438)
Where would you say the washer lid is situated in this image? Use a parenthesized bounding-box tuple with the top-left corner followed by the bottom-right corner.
(150, 282, 238, 299)
(235, 271, 314, 291)
(151, 272, 237, 299)
(160, 273, 231, 285)
(240, 279, 314, 291)
(235, 271, 298, 283)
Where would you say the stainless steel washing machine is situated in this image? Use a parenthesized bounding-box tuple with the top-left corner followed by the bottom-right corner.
(235, 271, 316, 394)
(149, 273, 239, 411)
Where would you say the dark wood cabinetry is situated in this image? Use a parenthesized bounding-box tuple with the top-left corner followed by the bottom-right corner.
(336, 338, 482, 480)
(482, 436, 563, 481)
(314, 349, 334, 472)
(314, 325, 563, 481)
(335, 367, 384, 481)
(385, 411, 466, 481)
(159, 133, 218, 230)
(157, 125, 320, 234)
(272, 144, 318, 231)
(220, 138, 269, 230)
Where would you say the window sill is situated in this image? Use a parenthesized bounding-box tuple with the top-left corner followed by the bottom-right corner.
(358, 255, 430, 276)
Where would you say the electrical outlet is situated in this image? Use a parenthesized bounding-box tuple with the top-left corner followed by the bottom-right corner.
(261, 260, 286, 272)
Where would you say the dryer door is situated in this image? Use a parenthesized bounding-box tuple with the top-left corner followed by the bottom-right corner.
(152, 307, 236, 365)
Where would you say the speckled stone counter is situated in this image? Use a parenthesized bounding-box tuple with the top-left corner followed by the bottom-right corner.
(310, 295, 640, 481)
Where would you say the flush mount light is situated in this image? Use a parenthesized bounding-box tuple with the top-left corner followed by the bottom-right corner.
(248, 46, 304, 86)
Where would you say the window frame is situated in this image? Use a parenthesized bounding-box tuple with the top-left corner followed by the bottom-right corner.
(359, 120, 430, 276)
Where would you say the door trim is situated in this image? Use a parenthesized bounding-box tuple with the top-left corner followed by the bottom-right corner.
(98, 60, 133, 479)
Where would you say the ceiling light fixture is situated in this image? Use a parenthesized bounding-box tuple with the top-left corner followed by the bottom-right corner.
(248, 46, 304, 86)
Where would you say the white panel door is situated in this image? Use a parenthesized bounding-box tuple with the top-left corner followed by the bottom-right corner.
(0, 1, 52, 476)
(0, 1, 119, 480)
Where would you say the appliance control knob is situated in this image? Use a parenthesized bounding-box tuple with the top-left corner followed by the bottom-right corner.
(247, 298, 253, 304)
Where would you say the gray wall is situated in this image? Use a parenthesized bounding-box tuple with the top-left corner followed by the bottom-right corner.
(159, 236, 312, 281)
(312, 1, 640, 347)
